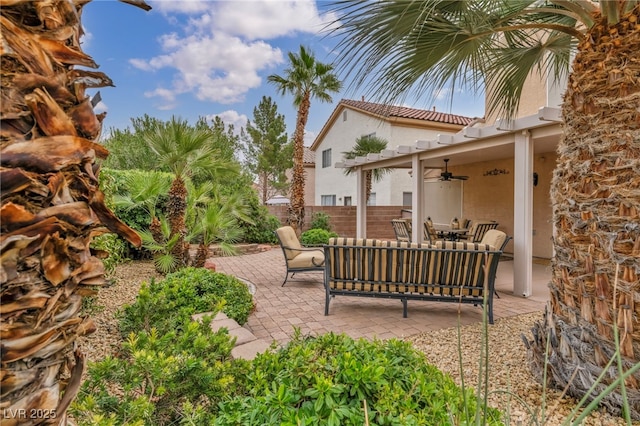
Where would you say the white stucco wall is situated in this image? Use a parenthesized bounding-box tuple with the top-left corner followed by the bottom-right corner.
(314, 108, 457, 206)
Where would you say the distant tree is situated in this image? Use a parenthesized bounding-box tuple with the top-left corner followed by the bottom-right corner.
(242, 96, 293, 204)
(102, 114, 164, 170)
(342, 135, 392, 202)
(268, 45, 342, 234)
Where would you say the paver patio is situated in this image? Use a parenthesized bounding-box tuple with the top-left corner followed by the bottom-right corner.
(213, 247, 550, 347)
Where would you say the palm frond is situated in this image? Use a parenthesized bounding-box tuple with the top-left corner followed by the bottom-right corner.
(329, 0, 592, 119)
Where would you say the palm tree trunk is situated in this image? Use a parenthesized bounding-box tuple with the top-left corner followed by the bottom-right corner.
(526, 7, 640, 419)
(288, 93, 311, 235)
(168, 176, 189, 268)
(365, 171, 373, 203)
(0, 1, 146, 423)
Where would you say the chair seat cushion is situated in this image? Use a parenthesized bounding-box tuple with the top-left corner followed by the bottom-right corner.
(289, 250, 324, 268)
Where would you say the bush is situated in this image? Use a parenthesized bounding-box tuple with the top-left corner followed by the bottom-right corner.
(300, 228, 338, 246)
(239, 193, 281, 244)
(310, 211, 332, 231)
(90, 233, 128, 272)
(71, 316, 247, 426)
(214, 332, 502, 425)
(119, 267, 254, 337)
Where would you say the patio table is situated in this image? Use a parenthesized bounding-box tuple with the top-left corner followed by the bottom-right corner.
(433, 224, 469, 242)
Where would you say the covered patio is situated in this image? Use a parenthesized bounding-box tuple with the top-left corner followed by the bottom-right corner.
(335, 107, 562, 298)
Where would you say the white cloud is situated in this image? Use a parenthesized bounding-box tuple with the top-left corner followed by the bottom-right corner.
(207, 1, 337, 40)
(133, 1, 335, 109)
(303, 129, 316, 146)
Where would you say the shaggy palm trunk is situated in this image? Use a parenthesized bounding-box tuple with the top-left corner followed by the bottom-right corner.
(0, 1, 147, 423)
(167, 176, 189, 269)
(526, 7, 640, 419)
(365, 170, 372, 203)
(288, 94, 311, 235)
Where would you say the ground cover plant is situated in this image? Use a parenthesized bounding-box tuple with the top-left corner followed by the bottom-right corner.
(214, 330, 503, 425)
(119, 267, 254, 337)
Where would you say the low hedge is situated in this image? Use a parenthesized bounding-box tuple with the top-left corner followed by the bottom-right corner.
(119, 267, 254, 337)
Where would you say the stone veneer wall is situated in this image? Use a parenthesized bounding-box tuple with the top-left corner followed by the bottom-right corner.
(266, 205, 407, 240)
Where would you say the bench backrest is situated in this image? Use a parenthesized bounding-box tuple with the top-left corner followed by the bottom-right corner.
(324, 238, 502, 296)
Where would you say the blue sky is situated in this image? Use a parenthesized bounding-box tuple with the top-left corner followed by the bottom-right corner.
(82, 0, 486, 146)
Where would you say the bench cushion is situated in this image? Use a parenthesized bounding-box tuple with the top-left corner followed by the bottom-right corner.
(275, 226, 303, 260)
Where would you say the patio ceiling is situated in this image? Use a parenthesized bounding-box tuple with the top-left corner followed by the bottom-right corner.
(335, 107, 562, 171)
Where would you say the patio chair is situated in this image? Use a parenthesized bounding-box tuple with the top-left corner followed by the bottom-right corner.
(480, 229, 511, 251)
(423, 221, 443, 244)
(391, 219, 411, 243)
(275, 226, 325, 287)
(479, 229, 512, 299)
(462, 221, 499, 243)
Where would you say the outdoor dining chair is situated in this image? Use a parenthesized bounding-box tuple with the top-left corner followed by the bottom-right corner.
(391, 219, 411, 243)
(462, 221, 499, 243)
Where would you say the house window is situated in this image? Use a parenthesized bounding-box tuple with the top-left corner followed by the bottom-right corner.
(403, 192, 412, 207)
(367, 192, 376, 206)
(363, 132, 376, 140)
(321, 195, 336, 206)
(343, 111, 347, 121)
(322, 149, 332, 168)
(343, 196, 352, 206)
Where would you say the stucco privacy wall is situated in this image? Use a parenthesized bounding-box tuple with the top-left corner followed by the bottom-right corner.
(450, 153, 556, 258)
(314, 107, 446, 206)
(267, 205, 403, 241)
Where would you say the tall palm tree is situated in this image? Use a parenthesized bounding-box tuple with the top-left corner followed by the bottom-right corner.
(268, 45, 342, 234)
(142, 116, 238, 269)
(331, 0, 640, 419)
(0, 0, 149, 422)
(342, 135, 392, 202)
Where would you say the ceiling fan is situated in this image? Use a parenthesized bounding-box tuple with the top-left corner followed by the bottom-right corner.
(440, 158, 469, 181)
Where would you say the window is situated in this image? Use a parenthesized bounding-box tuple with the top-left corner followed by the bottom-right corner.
(321, 195, 336, 206)
(342, 111, 347, 121)
(402, 192, 412, 207)
(362, 132, 376, 140)
(322, 149, 332, 168)
(343, 196, 352, 206)
(367, 192, 376, 206)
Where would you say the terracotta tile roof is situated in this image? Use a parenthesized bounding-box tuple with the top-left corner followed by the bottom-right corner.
(303, 147, 315, 164)
(340, 99, 475, 126)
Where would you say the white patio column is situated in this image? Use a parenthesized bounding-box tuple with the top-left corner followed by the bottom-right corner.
(411, 155, 424, 243)
(514, 130, 533, 296)
(356, 166, 367, 238)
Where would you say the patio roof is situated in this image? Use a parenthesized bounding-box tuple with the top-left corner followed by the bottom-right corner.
(339, 106, 562, 298)
(335, 106, 561, 172)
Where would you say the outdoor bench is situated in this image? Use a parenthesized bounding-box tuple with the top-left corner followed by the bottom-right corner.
(322, 238, 505, 324)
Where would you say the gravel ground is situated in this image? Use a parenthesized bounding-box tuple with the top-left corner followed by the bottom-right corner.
(78, 261, 633, 425)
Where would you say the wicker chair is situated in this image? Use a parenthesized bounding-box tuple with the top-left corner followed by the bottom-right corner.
(275, 226, 325, 286)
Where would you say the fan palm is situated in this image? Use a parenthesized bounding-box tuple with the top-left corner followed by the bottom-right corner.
(268, 45, 342, 234)
(0, 0, 149, 421)
(342, 135, 392, 202)
(142, 116, 239, 269)
(331, 0, 640, 419)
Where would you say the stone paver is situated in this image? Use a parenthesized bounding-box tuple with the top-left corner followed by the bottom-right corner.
(212, 248, 550, 348)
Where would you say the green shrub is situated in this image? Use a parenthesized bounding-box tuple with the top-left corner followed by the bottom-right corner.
(300, 228, 338, 246)
(91, 233, 128, 272)
(71, 316, 248, 426)
(310, 211, 332, 231)
(239, 193, 281, 244)
(214, 331, 502, 425)
(119, 268, 254, 337)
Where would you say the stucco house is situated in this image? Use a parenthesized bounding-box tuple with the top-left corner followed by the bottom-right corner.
(309, 99, 474, 207)
(334, 72, 567, 297)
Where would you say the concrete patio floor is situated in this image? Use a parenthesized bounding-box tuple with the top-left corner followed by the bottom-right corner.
(213, 248, 551, 347)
